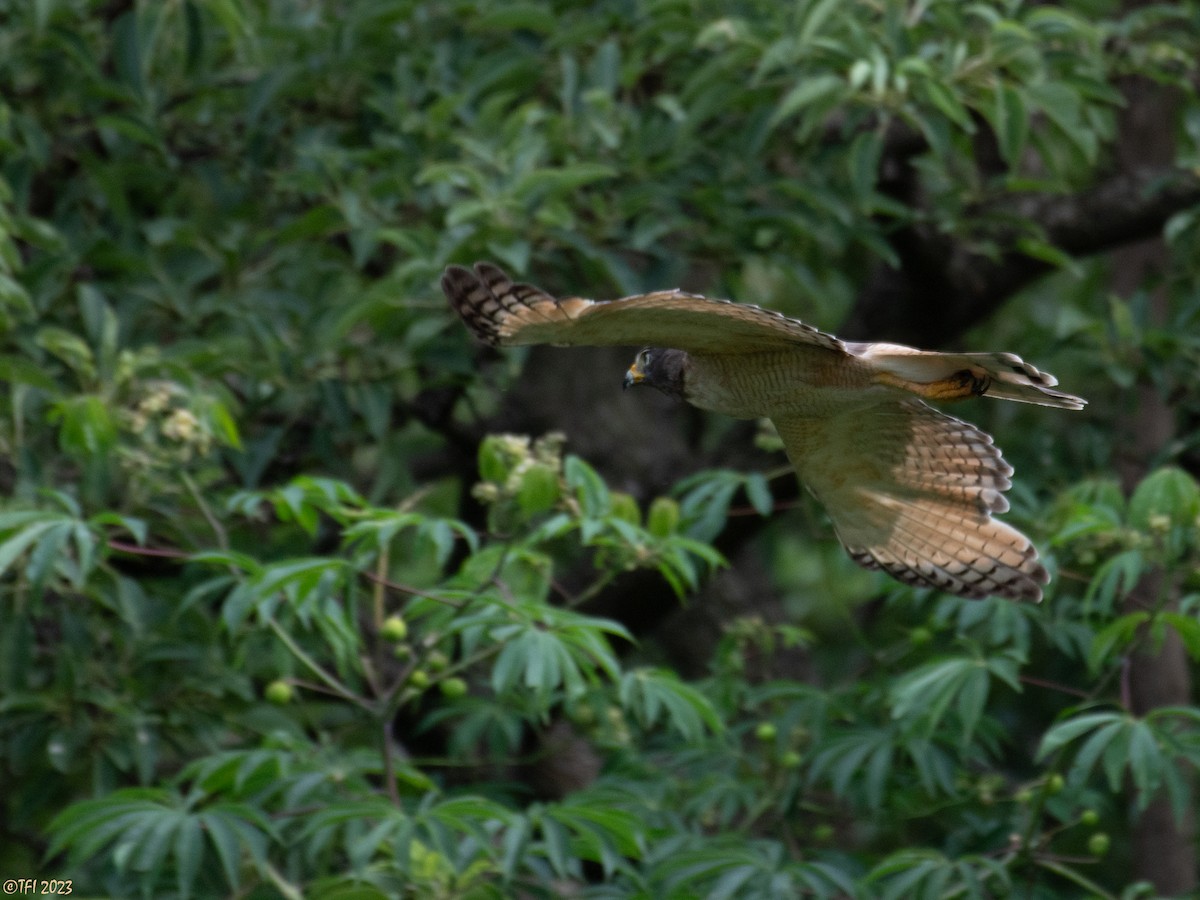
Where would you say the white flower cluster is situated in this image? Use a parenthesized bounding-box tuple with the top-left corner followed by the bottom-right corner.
(471, 432, 566, 508)
(123, 381, 215, 465)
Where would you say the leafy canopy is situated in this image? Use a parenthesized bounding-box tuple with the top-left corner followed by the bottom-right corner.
(2, 1, 1199, 898)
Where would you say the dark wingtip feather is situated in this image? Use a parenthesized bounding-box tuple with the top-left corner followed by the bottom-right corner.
(440, 262, 507, 345)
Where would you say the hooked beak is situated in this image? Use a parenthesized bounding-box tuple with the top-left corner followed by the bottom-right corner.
(624, 360, 645, 391)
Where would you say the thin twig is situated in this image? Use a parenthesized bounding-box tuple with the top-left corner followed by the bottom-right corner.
(183, 471, 230, 552)
(107, 539, 188, 559)
(1019, 675, 1090, 699)
(359, 568, 465, 609)
(266, 616, 371, 712)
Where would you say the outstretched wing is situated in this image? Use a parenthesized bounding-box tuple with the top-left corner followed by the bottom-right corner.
(441, 262, 848, 356)
(773, 399, 1048, 601)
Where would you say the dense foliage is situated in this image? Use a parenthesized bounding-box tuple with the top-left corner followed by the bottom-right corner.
(2, 0, 1200, 897)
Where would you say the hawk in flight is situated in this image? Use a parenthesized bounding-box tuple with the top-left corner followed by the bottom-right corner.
(441, 262, 1085, 601)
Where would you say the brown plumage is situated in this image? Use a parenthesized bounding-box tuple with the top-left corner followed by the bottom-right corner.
(442, 262, 1086, 601)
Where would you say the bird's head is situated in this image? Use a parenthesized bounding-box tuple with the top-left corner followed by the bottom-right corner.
(624, 348, 687, 399)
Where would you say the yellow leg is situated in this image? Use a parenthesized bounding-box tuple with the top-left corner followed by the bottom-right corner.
(874, 368, 992, 401)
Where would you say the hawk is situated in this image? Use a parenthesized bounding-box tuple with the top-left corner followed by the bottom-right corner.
(441, 262, 1085, 601)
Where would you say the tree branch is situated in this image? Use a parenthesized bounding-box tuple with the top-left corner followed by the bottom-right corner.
(841, 166, 1200, 345)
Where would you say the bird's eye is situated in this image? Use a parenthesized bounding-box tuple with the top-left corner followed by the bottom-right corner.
(640, 350, 652, 366)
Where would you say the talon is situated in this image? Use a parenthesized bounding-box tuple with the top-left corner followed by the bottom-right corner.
(954, 369, 991, 397)
(874, 368, 992, 401)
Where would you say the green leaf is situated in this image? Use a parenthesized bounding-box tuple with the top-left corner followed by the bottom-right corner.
(848, 130, 883, 203)
(808, 728, 895, 806)
(275, 204, 343, 244)
(513, 164, 617, 201)
(96, 113, 162, 152)
(90, 511, 148, 546)
(991, 83, 1029, 165)
(768, 74, 844, 130)
(188, 549, 264, 574)
(743, 473, 773, 517)
(545, 798, 643, 876)
(112, 10, 146, 97)
(0, 273, 35, 318)
(490, 605, 628, 699)
(1074, 720, 1127, 790)
(646, 497, 680, 537)
(1161, 612, 1200, 662)
(674, 470, 742, 541)
(517, 463, 561, 515)
(471, 4, 556, 35)
(174, 814, 204, 898)
(255, 557, 347, 601)
(25, 521, 72, 590)
(0, 354, 58, 390)
(206, 399, 242, 451)
(795, 0, 843, 46)
(1015, 235, 1082, 273)
(1037, 710, 1123, 759)
(478, 436, 514, 484)
(564, 455, 610, 517)
(1125, 719, 1163, 800)
(198, 811, 241, 891)
(1082, 549, 1143, 611)
(1128, 466, 1200, 531)
(51, 394, 119, 457)
(1088, 611, 1149, 672)
(0, 519, 61, 579)
(618, 668, 722, 741)
(918, 77, 975, 132)
(890, 655, 993, 742)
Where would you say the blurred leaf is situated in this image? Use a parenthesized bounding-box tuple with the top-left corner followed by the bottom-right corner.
(1088, 611, 1149, 673)
(1161, 612, 1200, 662)
(51, 395, 118, 457)
(1128, 466, 1200, 531)
(36, 327, 96, 382)
(989, 83, 1029, 165)
(565, 455, 610, 518)
(0, 518, 62, 579)
(471, 4, 556, 35)
(1082, 549, 1144, 612)
(1038, 711, 1124, 759)
(769, 74, 845, 130)
(619, 668, 722, 741)
(0, 354, 56, 390)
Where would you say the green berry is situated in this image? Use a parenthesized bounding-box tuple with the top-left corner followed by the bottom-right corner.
(1047, 774, 1065, 795)
(909, 627, 932, 647)
(754, 722, 777, 742)
(381, 615, 408, 642)
(408, 669, 430, 689)
(1088, 832, 1110, 857)
(439, 677, 468, 698)
(265, 679, 295, 705)
(1080, 809, 1100, 827)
